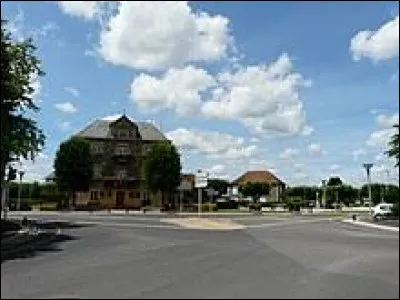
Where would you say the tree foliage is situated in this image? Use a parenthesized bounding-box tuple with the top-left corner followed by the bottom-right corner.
(144, 142, 181, 204)
(54, 137, 93, 206)
(386, 123, 399, 167)
(327, 177, 343, 187)
(1, 19, 45, 185)
(239, 182, 269, 202)
(207, 178, 229, 196)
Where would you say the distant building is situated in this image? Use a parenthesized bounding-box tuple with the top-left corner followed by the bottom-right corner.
(231, 170, 286, 201)
(48, 114, 171, 208)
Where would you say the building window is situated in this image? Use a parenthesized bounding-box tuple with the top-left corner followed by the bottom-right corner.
(90, 191, 99, 200)
(93, 165, 102, 178)
(100, 191, 104, 198)
(129, 191, 134, 198)
(118, 129, 129, 139)
(116, 169, 127, 180)
(136, 192, 140, 198)
(108, 190, 112, 197)
(91, 143, 104, 154)
(115, 143, 130, 155)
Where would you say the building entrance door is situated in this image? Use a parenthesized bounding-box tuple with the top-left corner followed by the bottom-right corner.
(116, 191, 125, 208)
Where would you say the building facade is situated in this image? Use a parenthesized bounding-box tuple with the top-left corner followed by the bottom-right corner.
(72, 114, 168, 209)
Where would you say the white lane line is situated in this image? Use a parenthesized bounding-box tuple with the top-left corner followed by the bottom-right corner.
(245, 218, 337, 229)
(342, 219, 399, 232)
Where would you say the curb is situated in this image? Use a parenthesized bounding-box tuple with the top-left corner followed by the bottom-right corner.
(342, 219, 399, 232)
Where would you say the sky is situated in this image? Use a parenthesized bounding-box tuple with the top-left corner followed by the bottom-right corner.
(1, 1, 399, 186)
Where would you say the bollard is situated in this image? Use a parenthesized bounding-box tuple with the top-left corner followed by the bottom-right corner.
(352, 214, 357, 221)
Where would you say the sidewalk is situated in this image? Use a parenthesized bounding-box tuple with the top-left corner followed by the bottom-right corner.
(342, 218, 399, 232)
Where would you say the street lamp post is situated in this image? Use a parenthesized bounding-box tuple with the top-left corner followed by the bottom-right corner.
(363, 163, 373, 216)
(17, 170, 25, 211)
(321, 180, 327, 208)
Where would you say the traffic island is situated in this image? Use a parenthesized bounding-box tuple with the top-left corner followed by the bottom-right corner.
(162, 217, 246, 230)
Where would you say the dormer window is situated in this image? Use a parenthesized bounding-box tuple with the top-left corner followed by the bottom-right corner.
(118, 129, 128, 138)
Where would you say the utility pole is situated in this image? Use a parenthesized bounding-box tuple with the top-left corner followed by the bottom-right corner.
(17, 170, 25, 211)
(363, 163, 373, 216)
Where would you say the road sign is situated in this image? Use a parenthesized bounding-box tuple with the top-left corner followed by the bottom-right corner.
(177, 180, 193, 191)
(195, 171, 208, 188)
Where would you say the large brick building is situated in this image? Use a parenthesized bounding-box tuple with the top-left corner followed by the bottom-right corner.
(64, 114, 169, 208)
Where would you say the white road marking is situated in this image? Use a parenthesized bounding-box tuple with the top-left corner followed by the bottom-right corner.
(342, 219, 399, 232)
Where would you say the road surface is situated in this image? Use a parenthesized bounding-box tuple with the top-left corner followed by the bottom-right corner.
(1, 214, 398, 299)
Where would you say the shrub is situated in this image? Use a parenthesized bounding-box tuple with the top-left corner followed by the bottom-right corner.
(216, 201, 238, 210)
(391, 203, 399, 217)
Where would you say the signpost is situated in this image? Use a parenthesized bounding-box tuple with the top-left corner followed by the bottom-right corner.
(195, 170, 208, 216)
(177, 180, 193, 213)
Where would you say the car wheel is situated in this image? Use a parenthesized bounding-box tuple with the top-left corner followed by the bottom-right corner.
(374, 214, 382, 221)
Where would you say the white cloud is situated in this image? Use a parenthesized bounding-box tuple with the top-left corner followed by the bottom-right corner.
(294, 163, 305, 172)
(101, 114, 123, 121)
(202, 53, 311, 137)
(352, 148, 367, 161)
(350, 15, 399, 62)
(166, 128, 258, 160)
(64, 87, 80, 97)
(58, 1, 101, 20)
(131, 66, 215, 115)
(14, 152, 53, 183)
(367, 112, 398, 148)
(54, 102, 78, 113)
(301, 125, 314, 136)
(294, 172, 308, 179)
(375, 153, 385, 162)
(308, 143, 323, 155)
(329, 164, 340, 171)
(29, 73, 42, 104)
(99, 1, 232, 71)
(376, 113, 399, 128)
(279, 147, 300, 159)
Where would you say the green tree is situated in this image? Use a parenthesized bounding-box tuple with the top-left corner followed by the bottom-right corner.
(54, 137, 93, 207)
(239, 182, 269, 202)
(327, 177, 343, 187)
(361, 183, 399, 205)
(144, 142, 181, 206)
(1, 20, 45, 194)
(386, 123, 399, 167)
(207, 179, 229, 196)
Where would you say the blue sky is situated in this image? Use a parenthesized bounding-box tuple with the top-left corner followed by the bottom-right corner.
(1, 1, 399, 186)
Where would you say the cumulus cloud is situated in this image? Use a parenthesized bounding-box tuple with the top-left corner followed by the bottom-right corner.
(301, 125, 314, 136)
(166, 128, 258, 160)
(367, 112, 398, 148)
(132, 53, 311, 137)
(279, 147, 300, 159)
(202, 53, 311, 137)
(13, 152, 53, 182)
(308, 143, 323, 155)
(54, 102, 78, 113)
(131, 66, 215, 115)
(64, 87, 80, 97)
(99, 1, 232, 70)
(58, 1, 101, 20)
(329, 164, 340, 171)
(352, 148, 367, 161)
(350, 15, 399, 62)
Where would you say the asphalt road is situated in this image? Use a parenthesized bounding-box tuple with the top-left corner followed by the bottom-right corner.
(1, 215, 398, 299)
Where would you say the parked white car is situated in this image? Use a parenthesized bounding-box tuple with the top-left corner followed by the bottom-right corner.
(372, 203, 393, 220)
